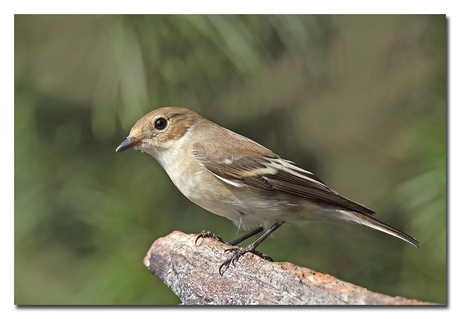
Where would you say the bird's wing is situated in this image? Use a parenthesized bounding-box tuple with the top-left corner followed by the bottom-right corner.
(192, 142, 376, 216)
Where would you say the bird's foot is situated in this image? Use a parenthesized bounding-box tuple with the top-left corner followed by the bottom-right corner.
(195, 230, 226, 245)
(218, 245, 273, 276)
(195, 228, 276, 276)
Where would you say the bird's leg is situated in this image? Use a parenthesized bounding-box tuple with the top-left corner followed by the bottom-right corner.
(195, 226, 264, 246)
(219, 221, 285, 275)
(227, 226, 264, 246)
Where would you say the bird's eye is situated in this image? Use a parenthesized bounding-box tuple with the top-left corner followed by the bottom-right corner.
(154, 118, 168, 131)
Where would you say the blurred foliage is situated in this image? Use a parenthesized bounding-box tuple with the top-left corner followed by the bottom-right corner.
(14, 15, 446, 305)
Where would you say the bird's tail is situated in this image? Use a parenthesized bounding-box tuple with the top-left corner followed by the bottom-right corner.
(341, 211, 419, 247)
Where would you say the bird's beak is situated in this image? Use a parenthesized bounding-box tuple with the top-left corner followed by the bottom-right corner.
(116, 137, 142, 152)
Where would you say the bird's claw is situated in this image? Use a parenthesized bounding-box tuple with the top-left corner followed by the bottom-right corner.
(195, 230, 273, 276)
(218, 246, 273, 276)
(195, 230, 225, 246)
(219, 247, 244, 275)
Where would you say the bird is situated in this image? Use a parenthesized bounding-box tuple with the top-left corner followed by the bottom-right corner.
(116, 106, 419, 275)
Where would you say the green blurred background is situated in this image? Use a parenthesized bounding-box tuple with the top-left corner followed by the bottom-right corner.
(14, 15, 446, 305)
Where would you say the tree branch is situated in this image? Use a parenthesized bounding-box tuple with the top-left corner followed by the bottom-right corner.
(143, 231, 432, 305)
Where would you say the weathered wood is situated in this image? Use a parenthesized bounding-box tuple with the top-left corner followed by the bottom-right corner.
(143, 231, 432, 305)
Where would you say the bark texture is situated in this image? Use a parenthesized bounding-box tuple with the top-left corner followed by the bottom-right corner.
(144, 231, 432, 305)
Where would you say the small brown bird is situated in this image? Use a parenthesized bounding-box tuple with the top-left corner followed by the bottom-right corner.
(116, 107, 419, 275)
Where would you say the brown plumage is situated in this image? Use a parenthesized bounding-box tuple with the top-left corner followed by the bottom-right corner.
(117, 107, 419, 274)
